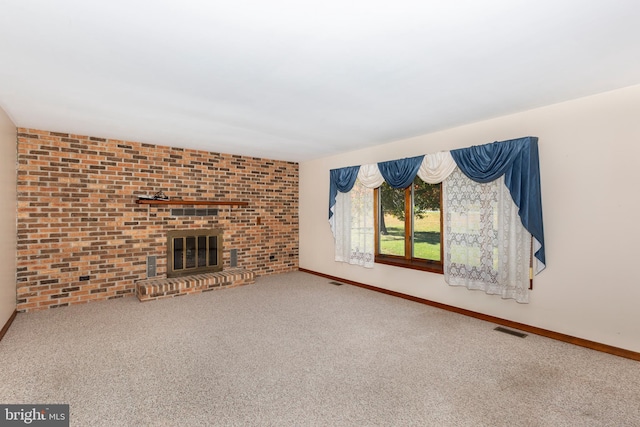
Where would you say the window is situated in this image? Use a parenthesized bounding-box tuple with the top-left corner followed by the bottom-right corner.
(374, 177, 443, 273)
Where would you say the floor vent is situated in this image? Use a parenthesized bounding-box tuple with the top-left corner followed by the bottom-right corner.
(329, 281, 345, 286)
(494, 326, 528, 338)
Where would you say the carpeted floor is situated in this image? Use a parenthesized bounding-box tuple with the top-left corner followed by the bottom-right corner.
(1, 271, 638, 426)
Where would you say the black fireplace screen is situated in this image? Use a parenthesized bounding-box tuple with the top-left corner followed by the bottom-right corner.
(167, 229, 223, 277)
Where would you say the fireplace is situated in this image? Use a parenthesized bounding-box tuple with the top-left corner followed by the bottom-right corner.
(166, 229, 223, 278)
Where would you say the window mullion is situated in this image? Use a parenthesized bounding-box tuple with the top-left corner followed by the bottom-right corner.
(404, 186, 412, 260)
(439, 182, 444, 263)
(374, 187, 380, 255)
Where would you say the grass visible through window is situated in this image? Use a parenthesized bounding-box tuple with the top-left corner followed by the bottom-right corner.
(380, 211, 441, 260)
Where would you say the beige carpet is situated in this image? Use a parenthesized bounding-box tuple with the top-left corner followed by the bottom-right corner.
(1, 271, 638, 426)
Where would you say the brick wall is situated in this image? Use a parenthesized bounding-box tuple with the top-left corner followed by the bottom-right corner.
(16, 129, 299, 312)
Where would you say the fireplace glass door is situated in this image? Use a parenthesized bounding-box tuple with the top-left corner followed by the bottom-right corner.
(167, 229, 223, 277)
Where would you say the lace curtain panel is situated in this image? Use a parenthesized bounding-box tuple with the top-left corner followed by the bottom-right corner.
(444, 169, 532, 303)
(333, 180, 375, 268)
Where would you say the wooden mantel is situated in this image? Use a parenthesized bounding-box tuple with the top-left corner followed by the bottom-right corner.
(136, 199, 248, 207)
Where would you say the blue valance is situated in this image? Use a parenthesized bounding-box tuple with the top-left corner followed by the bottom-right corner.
(377, 155, 425, 189)
(328, 166, 360, 219)
(451, 137, 545, 268)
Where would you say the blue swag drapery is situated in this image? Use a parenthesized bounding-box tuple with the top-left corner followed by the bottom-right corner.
(328, 136, 545, 271)
(377, 155, 425, 189)
(328, 166, 360, 219)
(450, 137, 545, 269)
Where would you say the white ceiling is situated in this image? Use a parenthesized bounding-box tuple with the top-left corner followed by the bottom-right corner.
(1, 1, 639, 162)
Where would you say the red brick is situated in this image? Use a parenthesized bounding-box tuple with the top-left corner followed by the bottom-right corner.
(16, 128, 299, 312)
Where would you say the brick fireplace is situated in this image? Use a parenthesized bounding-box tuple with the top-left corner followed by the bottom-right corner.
(166, 229, 223, 277)
(16, 129, 299, 312)
(132, 228, 253, 303)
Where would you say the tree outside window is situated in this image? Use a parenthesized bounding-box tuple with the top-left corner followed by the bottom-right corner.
(376, 177, 443, 272)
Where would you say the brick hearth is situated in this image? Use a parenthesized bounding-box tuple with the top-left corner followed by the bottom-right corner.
(136, 268, 255, 302)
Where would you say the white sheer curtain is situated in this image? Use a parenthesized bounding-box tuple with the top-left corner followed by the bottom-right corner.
(333, 180, 375, 268)
(443, 168, 532, 303)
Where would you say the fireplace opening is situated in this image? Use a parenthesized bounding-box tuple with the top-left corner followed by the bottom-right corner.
(167, 229, 223, 278)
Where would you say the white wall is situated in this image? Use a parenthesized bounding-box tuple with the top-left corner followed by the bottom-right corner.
(0, 106, 17, 328)
(300, 84, 640, 353)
